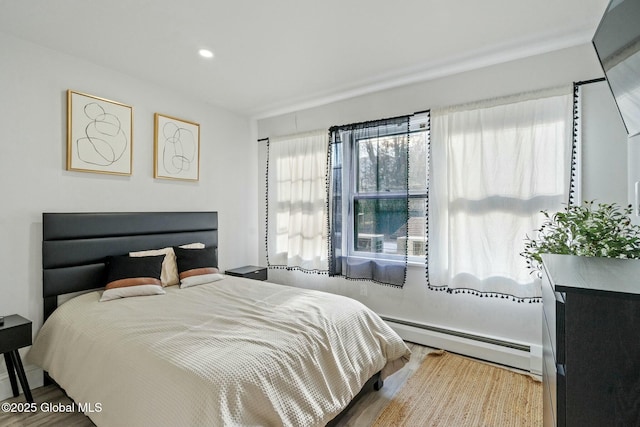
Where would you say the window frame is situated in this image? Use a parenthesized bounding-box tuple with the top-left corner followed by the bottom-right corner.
(344, 124, 429, 263)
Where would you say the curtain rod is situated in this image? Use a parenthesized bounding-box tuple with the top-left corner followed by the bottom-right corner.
(329, 113, 410, 133)
(262, 81, 603, 140)
(575, 77, 606, 86)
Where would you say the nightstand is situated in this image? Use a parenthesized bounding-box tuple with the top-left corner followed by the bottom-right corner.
(0, 315, 33, 403)
(225, 266, 267, 281)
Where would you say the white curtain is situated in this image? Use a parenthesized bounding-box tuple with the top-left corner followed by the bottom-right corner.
(266, 130, 329, 272)
(430, 90, 572, 299)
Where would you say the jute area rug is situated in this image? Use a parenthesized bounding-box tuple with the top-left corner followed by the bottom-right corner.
(373, 350, 542, 427)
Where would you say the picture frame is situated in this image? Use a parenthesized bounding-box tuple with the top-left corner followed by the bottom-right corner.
(154, 113, 200, 181)
(67, 90, 133, 175)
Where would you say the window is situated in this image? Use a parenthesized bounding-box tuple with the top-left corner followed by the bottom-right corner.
(351, 119, 429, 259)
(328, 113, 429, 287)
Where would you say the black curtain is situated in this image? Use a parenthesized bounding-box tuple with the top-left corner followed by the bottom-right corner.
(328, 116, 410, 287)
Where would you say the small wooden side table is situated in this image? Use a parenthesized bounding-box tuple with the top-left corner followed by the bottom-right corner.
(0, 315, 33, 403)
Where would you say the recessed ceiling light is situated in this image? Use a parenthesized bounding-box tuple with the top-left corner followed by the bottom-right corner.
(198, 49, 214, 59)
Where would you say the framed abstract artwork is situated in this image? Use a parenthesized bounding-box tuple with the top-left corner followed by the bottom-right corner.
(67, 90, 133, 175)
(154, 113, 200, 181)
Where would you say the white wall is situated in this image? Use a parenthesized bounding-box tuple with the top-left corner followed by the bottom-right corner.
(581, 81, 628, 205)
(0, 33, 257, 396)
(257, 43, 622, 370)
(576, 80, 637, 222)
(628, 133, 640, 224)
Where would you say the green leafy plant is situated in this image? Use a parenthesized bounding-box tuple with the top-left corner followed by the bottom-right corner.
(521, 201, 640, 275)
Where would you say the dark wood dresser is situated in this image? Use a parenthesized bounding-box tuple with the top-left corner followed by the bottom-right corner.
(541, 254, 640, 427)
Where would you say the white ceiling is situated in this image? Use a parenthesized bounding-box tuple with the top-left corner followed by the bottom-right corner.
(0, 0, 610, 118)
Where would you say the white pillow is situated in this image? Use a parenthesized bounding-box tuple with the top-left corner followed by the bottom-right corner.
(179, 273, 225, 289)
(100, 284, 166, 302)
(130, 242, 205, 287)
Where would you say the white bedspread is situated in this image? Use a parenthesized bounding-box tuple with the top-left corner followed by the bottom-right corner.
(28, 276, 410, 426)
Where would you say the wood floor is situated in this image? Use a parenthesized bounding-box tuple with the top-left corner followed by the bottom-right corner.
(337, 342, 434, 426)
(0, 342, 434, 427)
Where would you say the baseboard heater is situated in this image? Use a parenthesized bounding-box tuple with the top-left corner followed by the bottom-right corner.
(381, 316, 530, 353)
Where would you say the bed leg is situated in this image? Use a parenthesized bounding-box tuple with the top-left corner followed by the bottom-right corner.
(43, 371, 54, 386)
(373, 374, 384, 391)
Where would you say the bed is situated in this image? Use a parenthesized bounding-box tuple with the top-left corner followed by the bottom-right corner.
(29, 212, 411, 426)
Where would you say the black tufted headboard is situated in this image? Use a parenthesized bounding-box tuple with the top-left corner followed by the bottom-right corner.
(42, 211, 218, 320)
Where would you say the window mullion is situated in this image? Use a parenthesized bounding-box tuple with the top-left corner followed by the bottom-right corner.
(354, 192, 407, 200)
